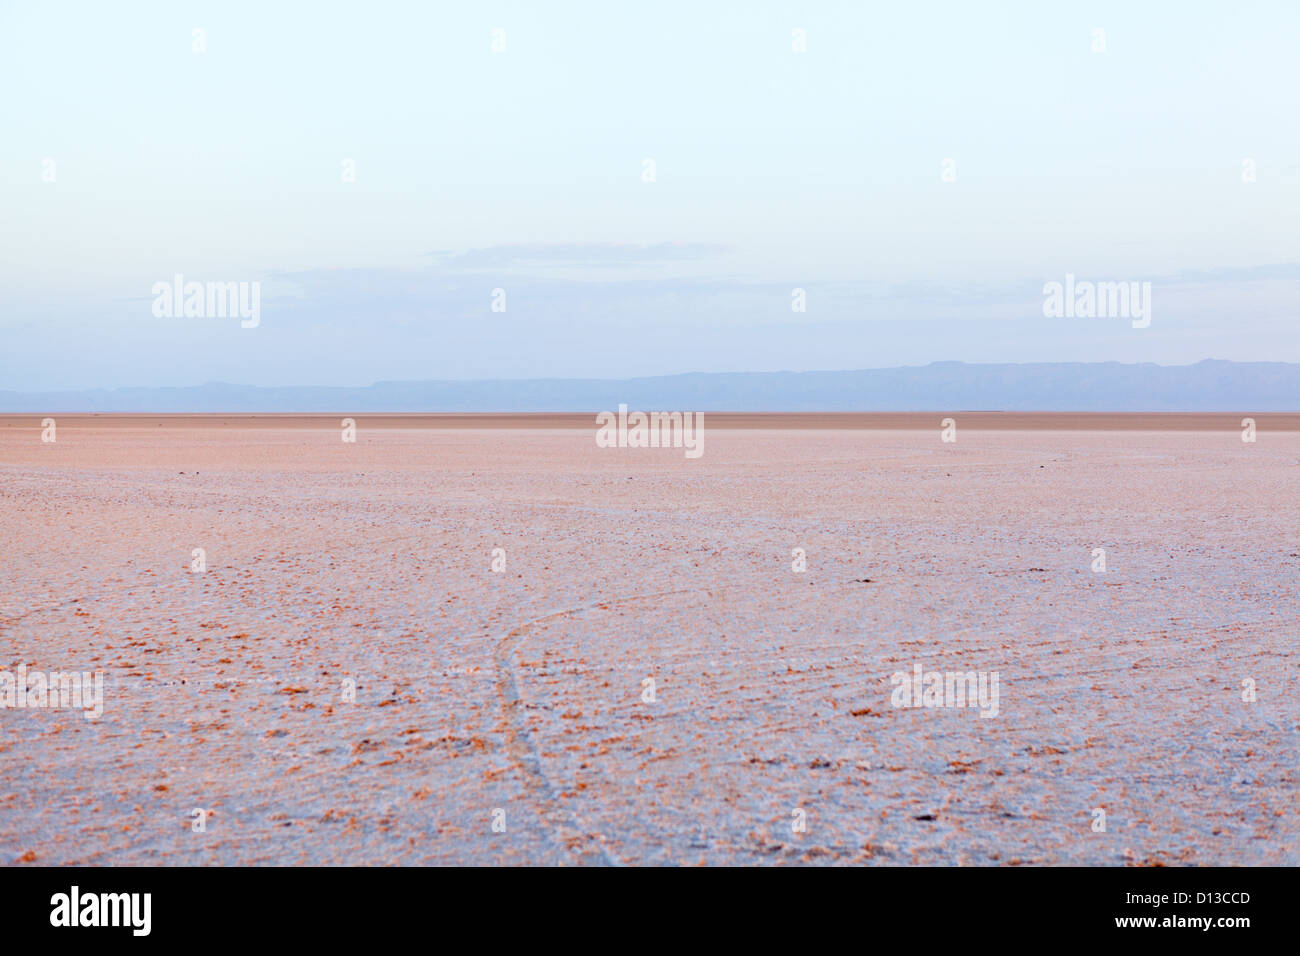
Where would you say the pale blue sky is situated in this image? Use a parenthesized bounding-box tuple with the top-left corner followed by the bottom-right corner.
(2, 1, 1298, 389)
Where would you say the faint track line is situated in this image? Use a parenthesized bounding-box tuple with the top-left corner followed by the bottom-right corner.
(492, 583, 757, 866)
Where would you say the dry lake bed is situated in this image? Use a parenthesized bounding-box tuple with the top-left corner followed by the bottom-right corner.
(1, 415, 1297, 865)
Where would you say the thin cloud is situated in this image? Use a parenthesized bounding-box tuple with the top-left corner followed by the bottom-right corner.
(437, 242, 731, 269)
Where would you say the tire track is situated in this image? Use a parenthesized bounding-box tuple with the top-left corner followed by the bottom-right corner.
(492, 584, 747, 866)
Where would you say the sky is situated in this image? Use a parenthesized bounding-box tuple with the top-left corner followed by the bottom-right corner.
(2, 0, 1298, 391)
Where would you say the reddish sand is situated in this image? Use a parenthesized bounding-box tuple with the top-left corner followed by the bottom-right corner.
(1, 416, 1297, 865)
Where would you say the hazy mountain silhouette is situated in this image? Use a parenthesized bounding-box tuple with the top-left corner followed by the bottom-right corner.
(3, 361, 1297, 412)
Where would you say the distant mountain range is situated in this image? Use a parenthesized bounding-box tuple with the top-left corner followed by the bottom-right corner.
(3, 361, 1297, 412)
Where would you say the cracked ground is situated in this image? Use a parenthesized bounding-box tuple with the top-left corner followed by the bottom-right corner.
(1, 419, 1297, 865)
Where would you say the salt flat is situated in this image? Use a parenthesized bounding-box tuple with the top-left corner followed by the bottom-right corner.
(1, 418, 1297, 865)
